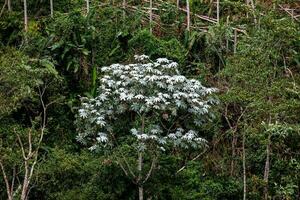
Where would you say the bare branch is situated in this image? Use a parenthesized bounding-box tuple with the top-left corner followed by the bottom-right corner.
(0, 0, 7, 18)
(224, 104, 234, 130)
(143, 156, 157, 184)
(110, 132, 136, 179)
(28, 129, 32, 156)
(117, 160, 129, 176)
(11, 166, 16, 195)
(176, 149, 207, 174)
(279, 5, 299, 21)
(17, 133, 27, 160)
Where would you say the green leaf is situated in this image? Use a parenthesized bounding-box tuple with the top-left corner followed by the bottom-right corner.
(81, 49, 90, 56)
(50, 40, 64, 50)
(40, 59, 58, 76)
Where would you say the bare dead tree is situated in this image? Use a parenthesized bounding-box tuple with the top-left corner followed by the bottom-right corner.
(224, 105, 247, 176)
(0, 81, 59, 200)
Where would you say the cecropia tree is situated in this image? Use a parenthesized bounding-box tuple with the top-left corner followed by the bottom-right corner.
(76, 55, 218, 200)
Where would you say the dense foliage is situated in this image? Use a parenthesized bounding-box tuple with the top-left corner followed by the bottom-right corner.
(0, 0, 299, 199)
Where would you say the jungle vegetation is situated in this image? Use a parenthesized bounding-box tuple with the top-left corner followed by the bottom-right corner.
(0, 0, 299, 199)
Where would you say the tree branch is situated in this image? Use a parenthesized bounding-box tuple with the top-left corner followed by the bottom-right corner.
(0, 0, 7, 18)
(176, 149, 207, 174)
(110, 132, 136, 179)
(17, 133, 27, 161)
(143, 156, 157, 184)
(0, 160, 13, 200)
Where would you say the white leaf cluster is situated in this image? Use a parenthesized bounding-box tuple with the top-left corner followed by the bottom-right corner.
(166, 128, 208, 149)
(76, 55, 217, 151)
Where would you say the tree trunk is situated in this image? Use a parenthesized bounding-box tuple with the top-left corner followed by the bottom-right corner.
(139, 185, 143, 200)
(7, 0, 11, 11)
(234, 29, 237, 54)
(226, 16, 229, 52)
(246, 0, 249, 18)
(186, 0, 190, 31)
(216, 0, 220, 23)
(176, 0, 179, 9)
(248, 0, 257, 24)
(138, 115, 145, 200)
(242, 131, 247, 200)
(122, 0, 126, 19)
(23, 0, 28, 32)
(149, 0, 153, 33)
(21, 162, 29, 200)
(138, 152, 143, 200)
(0, 162, 13, 200)
(86, 0, 89, 14)
(230, 133, 237, 176)
(263, 135, 271, 200)
(50, 0, 53, 17)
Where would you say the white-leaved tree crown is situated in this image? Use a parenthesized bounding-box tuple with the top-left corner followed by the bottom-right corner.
(76, 55, 218, 151)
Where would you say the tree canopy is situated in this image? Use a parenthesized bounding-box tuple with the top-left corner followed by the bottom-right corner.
(0, 0, 299, 199)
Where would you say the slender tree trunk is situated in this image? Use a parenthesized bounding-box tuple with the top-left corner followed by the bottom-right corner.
(7, 0, 11, 11)
(226, 16, 229, 52)
(138, 115, 145, 200)
(21, 162, 29, 200)
(186, 0, 190, 31)
(0, 162, 13, 200)
(176, 0, 179, 9)
(234, 29, 237, 54)
(149, 0, 153, 33)
(0, 89, 51, 200)
(138, 152, 143, 200)
(122, 0, 126, 19)
(248, 0, 257, 24)
(246, 0, 249, 18)
(216, 0, 220, 23)
(139, 186, 143, 200)
(263, 135, 271, 200)
(23, 0, 28, 32)
(50, 0, 53, 17)
(86, 0, 89, 14)
(230, 133, 237, 176)
(242, 131, 247, 200)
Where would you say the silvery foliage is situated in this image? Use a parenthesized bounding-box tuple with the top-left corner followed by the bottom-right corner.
(76, 55, 218, 151)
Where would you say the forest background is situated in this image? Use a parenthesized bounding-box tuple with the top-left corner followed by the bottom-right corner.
(0, 0, 299, 199)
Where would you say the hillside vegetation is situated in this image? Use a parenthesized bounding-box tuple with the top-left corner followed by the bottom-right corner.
(0, 0, 299, 199)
